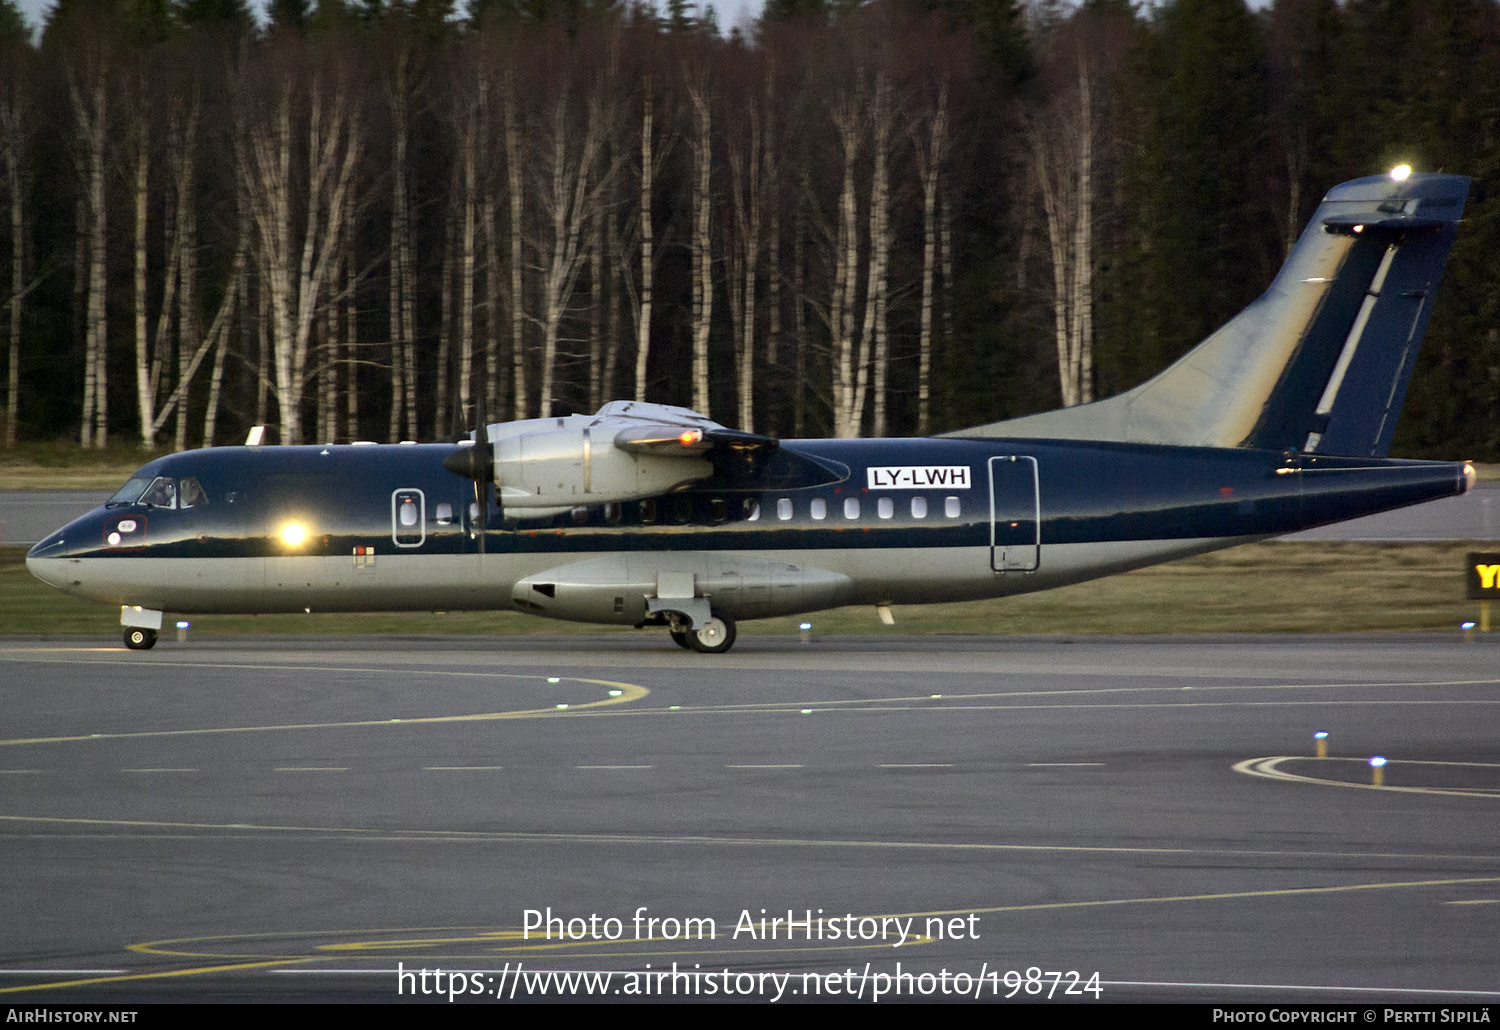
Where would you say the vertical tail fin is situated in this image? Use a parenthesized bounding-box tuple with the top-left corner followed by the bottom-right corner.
(952, 172, 1469, 456)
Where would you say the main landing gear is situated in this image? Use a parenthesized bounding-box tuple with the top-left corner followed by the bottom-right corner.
(124, 627, 158, 650)
(669, 612, 737, 654)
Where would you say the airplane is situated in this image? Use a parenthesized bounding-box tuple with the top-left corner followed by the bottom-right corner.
(26, 169, 1478, 653)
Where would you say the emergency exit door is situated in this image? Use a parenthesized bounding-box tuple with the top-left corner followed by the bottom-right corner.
(988, 455, 1040, 572)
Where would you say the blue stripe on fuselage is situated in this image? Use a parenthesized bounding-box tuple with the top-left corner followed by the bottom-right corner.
(28, 438, 1467, 564)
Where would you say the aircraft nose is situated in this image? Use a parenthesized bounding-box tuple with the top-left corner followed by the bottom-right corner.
(26, 530, 77, 590)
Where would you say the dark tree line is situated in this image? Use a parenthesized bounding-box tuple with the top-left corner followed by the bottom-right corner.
(1, 0, 1498, 458)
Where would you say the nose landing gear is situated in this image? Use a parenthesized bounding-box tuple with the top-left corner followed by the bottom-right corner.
(124, 627, 158, 650)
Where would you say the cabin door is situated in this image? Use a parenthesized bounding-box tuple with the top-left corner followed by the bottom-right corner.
(988, 455, 1040, 572)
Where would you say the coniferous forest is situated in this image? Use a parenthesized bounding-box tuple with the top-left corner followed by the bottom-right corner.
(0, 0, 1497, 458)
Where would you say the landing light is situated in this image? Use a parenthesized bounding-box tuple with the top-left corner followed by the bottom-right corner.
(679, 429, 703, 446)
(280, 522, 308, 546)
(1390, 164, 1412, 182)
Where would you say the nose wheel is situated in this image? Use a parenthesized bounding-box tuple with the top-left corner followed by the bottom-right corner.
(687, 614, 736, 654)
(123, 627, 158, 650)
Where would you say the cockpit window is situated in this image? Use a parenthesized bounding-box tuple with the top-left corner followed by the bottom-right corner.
(140, 476, 177, 509)
(178, 477, 207, 509)
(107, 476, 152, 506)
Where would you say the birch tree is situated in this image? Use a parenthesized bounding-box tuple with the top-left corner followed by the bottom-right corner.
(724, 52, 764, 431)
(0, 31, 28, 449)
(383, 32, 419, 440)
(67, 44, 112, 448)
(685, 61, 713, 417)
(237, 38, 362, 445)
(1031, 53, 1095, 408)
(913, 81, 947, 435)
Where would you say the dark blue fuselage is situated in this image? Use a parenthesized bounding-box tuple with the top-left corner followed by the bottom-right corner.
(25, 436, 1470, 619)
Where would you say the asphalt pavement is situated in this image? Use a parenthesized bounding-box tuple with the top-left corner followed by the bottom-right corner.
(1, 634, 1496, 1003)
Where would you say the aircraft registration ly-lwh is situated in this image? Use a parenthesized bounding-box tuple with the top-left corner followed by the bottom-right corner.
(26, 170, 1477, 652)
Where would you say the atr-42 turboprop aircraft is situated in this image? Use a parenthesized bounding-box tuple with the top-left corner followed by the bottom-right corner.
(26, 171, 1478, 652)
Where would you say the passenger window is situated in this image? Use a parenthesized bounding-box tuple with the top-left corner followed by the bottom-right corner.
(605, 502, 622, 524)
(810, 498, 827, 520)
(710, 498, 727, 523)
(911, 496, 928, 518)
(640, 499, 657, 524)
(140, 477, 177, 509)
(571, 506, 590, 525)
(945, 496, 961, 518)
(400, 500, 419, 526)
(435, 503, 453, 525)
(844, 497, 860, 519)
(178, 477, 207, 509)
(744, 499, 760, 521)
(673, 495, 693, 524)
(777, 498, 793, 521)
(878, 497, 894, 519)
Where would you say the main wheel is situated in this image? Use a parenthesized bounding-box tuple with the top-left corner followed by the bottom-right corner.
(124, 627, 158, 650)
(669, 628, 693, 650)
(687, 614, 737, 654)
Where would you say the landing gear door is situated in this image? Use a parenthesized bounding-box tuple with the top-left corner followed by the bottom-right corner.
(989, 455, 1040, 573)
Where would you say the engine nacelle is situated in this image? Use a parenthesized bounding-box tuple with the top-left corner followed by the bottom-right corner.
(488, 418, 713, 512)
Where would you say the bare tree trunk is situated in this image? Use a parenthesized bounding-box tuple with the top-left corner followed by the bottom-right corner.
(1074, 59, 1093, 405)
(241, 66, 361, 447)
(687, 75, 711, 416)
(793, 184, 806, 437)
(343, 185, 358, 441)
(604, 192, 621, 405)
(915, 84, 947, 436)
(536, 90, 606, 419)
(437, 173, 454, 436)
(133, 95, 153, 449)
(589, 173, 603, 411)
(173, 96, 201, 452)
(73, 197, 87, 444)
(763, 60, 779, 371)
(633, 75, 653, 404)
(728, 96, 760, 432)
(831, 91, 860, 439)
(1, 79, 21, 449)
(867, 74, 891, 438)
(204, 179, 249, 447)
(504, 74, 526, 419)
(385, 48, 418, 443)
(483, 192, 500, 418)
(387, 71, 407, 443)
(1033, 55, 1094, 409)
(480, 81, 499, 420)
(69, 72, 109, 448)
(256, 268, 269, 426)
(940, 177, 953, 426)
(459, 97, 477, 423)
